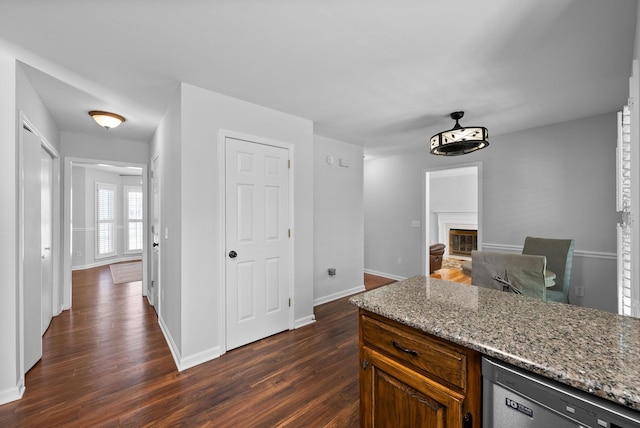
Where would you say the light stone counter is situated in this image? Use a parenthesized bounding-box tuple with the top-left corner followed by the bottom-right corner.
(349, 275, 640, 411)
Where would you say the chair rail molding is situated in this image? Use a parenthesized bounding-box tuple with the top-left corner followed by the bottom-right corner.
(482, 243, 615, 261)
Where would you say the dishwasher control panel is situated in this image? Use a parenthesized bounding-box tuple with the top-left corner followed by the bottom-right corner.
(482, 357, 640, 428)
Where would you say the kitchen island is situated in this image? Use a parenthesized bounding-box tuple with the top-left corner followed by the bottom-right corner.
(350, 275, 640, 426)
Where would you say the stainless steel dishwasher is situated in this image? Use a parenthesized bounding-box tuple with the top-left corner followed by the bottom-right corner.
(482, 356, 640, 427)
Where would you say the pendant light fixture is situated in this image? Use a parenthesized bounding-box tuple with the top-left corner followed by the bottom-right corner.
(429, 111, 488, 156)
(89, 110, 126, 129)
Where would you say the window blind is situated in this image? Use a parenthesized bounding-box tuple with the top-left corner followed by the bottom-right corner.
(125, 186, 143, 253)
(96, 183, 116, 257)
(618, 106, 632, 316)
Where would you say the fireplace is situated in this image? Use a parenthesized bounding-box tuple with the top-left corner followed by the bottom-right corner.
(434, 211, 478, 259)
(449, 229, 477, 257)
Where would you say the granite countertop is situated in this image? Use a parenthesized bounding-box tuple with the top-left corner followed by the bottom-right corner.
(350, 275, 640, 411)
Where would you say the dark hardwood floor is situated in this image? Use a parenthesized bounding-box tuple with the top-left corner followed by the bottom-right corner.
(0, 266, 391, 427)
(363, 273, 396, 290)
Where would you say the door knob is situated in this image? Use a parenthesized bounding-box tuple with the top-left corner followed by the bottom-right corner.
(153, 242, 159, 247)
(229, 250, 237, 258)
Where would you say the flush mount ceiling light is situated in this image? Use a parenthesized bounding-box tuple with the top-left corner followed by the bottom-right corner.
(88, 111, 125, 129)
(429, 111, 489, 156)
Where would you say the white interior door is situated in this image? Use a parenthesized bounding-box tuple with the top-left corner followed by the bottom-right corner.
(40, 146, 53, 334)
(23, 128, 42, 372)
(225, 137, 290, 351)
(150, 156, 160, 313)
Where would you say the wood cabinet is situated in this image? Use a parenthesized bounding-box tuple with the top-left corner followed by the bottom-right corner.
(359, 309, 481, 427)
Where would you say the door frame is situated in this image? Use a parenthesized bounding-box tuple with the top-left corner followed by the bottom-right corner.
(218, 129, 295, 354)
(423, 162, 483, 274)
(62, 156, 149, 310)
(150, 154, 161, 315)
(17, 113, 61, 391)
(40, 142, 54, 334)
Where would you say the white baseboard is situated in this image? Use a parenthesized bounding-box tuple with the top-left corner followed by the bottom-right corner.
(364, 269, 407, 282)
(313, 285, 366, 307)
(179, 346, 222, 372)
(158, 316, 181, 370)
(72, 256, 142, 271)
(158, 315, 221, 372)
(294, 314, 316, 329)
(0, 382, 23, 406)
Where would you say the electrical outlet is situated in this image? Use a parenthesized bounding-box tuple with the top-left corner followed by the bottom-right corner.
(76, 251, 81, 257)
(397, 258, 402, 265)
(575, 286, 585, 297)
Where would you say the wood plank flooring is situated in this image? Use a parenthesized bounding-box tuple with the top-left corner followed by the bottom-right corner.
(430, 268, 472, 285)
(0, 265, 373, 427)
(367, 266, 471, 287)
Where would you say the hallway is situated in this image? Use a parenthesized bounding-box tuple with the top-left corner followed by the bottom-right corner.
(0, 265, 360, 426)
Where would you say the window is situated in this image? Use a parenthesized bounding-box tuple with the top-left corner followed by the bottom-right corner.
(125, 186, 143, 253)
(96, 183, 116, 258)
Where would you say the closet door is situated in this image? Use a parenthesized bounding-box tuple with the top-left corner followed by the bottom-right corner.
(23, 128, 43, 371)
(41, 145, 54, 334)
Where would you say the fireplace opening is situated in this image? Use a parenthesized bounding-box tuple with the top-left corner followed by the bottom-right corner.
(449, 229, 477, 257)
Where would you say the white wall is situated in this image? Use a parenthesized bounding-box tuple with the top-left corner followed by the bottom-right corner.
(0, 58, 61, 405)
(365, 112, 619, 312)
(313, 135, 364, 305)
(0, 50, 20, 406)
(149, 86, 183, 361)
(61, 131, 149, 164)
(430, 171, 477, 214)
(150, 83, 314, 370)
(365, 154, 425, 279)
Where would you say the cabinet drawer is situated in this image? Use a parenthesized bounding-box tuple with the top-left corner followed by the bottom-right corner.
(361, 314, 467, 390)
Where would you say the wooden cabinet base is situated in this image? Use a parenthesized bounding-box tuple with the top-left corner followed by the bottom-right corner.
(359, 310, 480, 428)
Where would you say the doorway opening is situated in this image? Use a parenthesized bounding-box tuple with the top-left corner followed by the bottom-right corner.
(424, 163, 482, 273)
(63, 157, 149, 310)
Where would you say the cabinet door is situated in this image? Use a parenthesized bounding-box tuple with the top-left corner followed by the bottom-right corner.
(362, 347, 465, 428)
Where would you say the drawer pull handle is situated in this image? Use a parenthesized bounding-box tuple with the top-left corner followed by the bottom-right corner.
(392, 341, 418, 357)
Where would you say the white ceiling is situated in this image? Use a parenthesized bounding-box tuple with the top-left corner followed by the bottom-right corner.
(1, 0, 637, 157)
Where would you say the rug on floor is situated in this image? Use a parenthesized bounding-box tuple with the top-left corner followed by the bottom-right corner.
(441, 258, 464, 270)
(110, 261, 142, 284)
